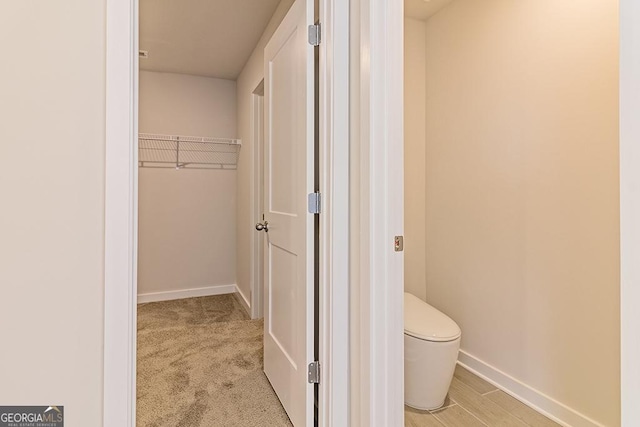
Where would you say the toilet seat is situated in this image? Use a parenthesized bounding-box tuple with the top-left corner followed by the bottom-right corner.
(404, 293, 461, 342)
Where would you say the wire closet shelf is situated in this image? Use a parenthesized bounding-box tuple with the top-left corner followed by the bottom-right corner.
(138, 133, 241, 170)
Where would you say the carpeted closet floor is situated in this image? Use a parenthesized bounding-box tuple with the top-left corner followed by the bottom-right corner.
(137, 294, 293, 427)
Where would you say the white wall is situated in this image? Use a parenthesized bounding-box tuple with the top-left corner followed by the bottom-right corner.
(236, 0, 294, 307)
(138, 71, 237, 297)
(404, 18, 427, 301)
(0, 1, 105, 425)
(417, 1, 619, 425)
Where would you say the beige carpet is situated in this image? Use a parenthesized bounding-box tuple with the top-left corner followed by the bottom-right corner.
(137, 294, 293, 427)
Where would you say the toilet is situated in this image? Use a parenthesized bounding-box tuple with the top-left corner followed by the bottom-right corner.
(404, 292, 462, 410)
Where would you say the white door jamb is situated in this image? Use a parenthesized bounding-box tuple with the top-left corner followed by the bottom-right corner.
(250, 88, 265, 319)
(318, 0, 350, 424)
(104, 0, 138, 426)
(350, 0, 405, 425)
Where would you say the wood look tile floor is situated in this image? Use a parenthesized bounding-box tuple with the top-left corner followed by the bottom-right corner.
(405, 366, 561, 427)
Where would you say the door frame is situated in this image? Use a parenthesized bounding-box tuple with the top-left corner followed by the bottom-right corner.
(318, 0, 350, 423)
(250, 84, 265, 320)
(349, 0, 405, 426)
(103, 0, 350, 426)
(104, 0, 138, 425)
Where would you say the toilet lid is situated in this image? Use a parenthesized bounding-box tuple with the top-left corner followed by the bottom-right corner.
(404, 293, 461, 342)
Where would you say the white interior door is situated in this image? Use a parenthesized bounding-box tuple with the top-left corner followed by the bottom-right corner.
(262, 0, 315, 425)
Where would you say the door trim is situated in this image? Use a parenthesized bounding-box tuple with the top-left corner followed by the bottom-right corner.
(318, 0, 350, 424)
(104, 0, 138, 425)
(349, 0, 405, 426)
(250, 87, 265, 320)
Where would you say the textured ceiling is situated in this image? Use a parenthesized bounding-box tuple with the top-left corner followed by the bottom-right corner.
(405, 0, 454, 21)
(140, 0, 281, 79)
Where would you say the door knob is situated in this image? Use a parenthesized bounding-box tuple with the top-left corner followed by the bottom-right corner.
(255, 221, 269, 232)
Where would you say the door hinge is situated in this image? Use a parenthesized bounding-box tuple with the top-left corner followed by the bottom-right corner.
(308, 24, 321, 46)
(308, 361, 321, 384)
(308, 192, 322, 214)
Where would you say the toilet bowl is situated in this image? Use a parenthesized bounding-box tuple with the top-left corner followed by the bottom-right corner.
(404, 292, 461, 410)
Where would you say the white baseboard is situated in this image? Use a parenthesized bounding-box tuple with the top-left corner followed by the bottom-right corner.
(457, 350, 605, 427)
(137, 284, 236, 304)
(234, 285, 251, 315)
